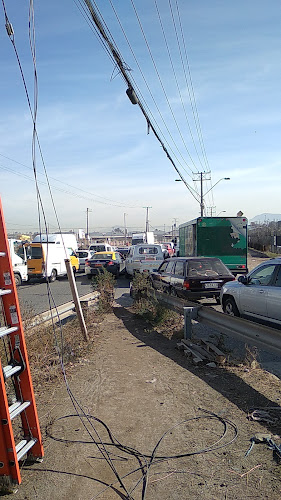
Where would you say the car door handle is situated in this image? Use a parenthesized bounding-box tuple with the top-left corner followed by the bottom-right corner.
(258, 290, 265, 293)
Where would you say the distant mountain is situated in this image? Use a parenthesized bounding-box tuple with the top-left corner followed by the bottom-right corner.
(250, 213, 281, 223)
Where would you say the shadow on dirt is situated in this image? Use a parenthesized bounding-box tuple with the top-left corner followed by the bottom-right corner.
(113, 306, 281, 435)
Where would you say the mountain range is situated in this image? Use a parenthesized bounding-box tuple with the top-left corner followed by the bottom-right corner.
(250, 213, 281, 223)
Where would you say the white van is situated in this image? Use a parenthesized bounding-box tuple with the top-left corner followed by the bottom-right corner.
(27, 233, 79, 281)
(89, 243, 113, 253)
(125, 244, 164, 276)
(8, 239, 28, 286)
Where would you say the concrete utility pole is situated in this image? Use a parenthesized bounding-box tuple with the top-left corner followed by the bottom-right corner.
(124, 213, 127, 244)
(193, 172, 211, 217)
(143, 206, 152, 232)
(172, 218, 178, 240)
(86, 208, 92, 241)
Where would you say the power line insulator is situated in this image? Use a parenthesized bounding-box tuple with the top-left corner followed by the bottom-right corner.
(126, 87, 138, 105)
(5, 22, 14, 37)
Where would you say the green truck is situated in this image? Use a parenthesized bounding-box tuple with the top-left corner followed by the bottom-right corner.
(179, 216, 248, 275)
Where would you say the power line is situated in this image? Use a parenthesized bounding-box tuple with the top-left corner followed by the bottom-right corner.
(79, 0, 200, 204)
(130, 0, 198, 174)
(0, 154, 140, 208)
(154, 0, 205, 171)
(107, 0, 197, 182)
(173, 0, 210, 173)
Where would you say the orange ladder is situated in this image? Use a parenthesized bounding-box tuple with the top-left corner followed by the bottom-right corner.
(0, 198, 43, 493)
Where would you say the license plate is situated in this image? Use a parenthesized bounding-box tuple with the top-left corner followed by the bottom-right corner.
(94, 263, 102, 267)
(204, 282, 219, 289)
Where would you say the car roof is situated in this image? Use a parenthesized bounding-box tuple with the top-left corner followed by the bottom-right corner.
(249, 257, 281, 270)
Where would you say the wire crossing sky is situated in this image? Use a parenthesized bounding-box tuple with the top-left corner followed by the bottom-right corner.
(1, 0, 281, 233)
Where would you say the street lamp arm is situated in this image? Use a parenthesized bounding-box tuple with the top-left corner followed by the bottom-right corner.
(204, 177, 230, 197)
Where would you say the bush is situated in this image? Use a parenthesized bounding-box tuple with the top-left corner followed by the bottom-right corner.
(90, 269, 116, 312)
(131, 273, 183, 338)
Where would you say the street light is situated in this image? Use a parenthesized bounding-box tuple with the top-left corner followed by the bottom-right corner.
(204, 178, 230, 197)
(201, 178, 230, 217)
(175, 176, 230, 217)
(217, 210, 226, 216)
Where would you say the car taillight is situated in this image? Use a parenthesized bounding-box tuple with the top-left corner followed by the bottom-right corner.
(183, 279, 190, 289)
(85, 260, 89, 266)
(107, 261, 114, 265)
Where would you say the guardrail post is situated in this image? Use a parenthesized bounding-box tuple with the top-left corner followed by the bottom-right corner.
(184, 307, 199, 339)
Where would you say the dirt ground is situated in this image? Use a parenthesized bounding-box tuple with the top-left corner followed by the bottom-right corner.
(7, 298, 281, 500)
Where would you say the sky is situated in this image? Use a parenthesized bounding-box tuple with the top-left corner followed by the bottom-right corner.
(0, 0, 281, 235)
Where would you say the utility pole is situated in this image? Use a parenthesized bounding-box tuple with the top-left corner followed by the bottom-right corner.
(143, 206, 152, 232)
(86, 208, 92, 242)
(124, 213, 127, 245)
(208, 206, 216, 217)
(172, 218, 178, 240)
(193, 171, 211, 217)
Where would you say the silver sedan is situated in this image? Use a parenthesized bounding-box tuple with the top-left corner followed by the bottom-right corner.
(220, 258, 281, 327)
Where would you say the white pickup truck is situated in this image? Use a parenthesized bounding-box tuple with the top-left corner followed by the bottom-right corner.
(125, 244, 164, 277)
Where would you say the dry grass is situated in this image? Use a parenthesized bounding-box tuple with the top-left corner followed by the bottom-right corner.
(0, 299, 104, 388)
(24, 306, 104, 385)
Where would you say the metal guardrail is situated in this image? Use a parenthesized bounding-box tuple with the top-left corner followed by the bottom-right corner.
(153, 290, 281, 357)
(30, 291, 99, 327)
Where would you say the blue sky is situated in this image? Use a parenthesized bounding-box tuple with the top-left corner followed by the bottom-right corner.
(0, 1, 281, 235)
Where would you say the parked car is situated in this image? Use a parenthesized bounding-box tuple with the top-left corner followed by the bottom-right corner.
(150, 257, 235, 301)
(220, 258, 281, 327)
(85, 251, 125, 278)
(76, 250, 94, 272)
(125, 244, 164, 277)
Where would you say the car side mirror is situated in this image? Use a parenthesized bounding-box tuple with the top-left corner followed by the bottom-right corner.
(238, 275, 248, 284)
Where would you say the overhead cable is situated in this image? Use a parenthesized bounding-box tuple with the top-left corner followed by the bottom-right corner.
(81, 0, 200, 203)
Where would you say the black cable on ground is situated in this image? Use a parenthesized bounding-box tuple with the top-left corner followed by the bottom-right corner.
(46, 409, 238, 499)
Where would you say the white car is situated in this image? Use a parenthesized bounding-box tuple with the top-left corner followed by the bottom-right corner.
(76, 250, 95, 272)
(220, 258, 281, 327)
(125, 244, 164, 277)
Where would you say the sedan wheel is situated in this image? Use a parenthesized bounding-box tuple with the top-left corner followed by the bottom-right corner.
(223, 297, 240, 317)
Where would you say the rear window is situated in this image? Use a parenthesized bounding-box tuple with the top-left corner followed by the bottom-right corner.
(93, 253, 113, 260)
(138, 246, 160, 255)
(27, 246, 43, 259)
(90, 245, 106, 252)
(188, 259, 232, 277)
(77, 251, 89, 258)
